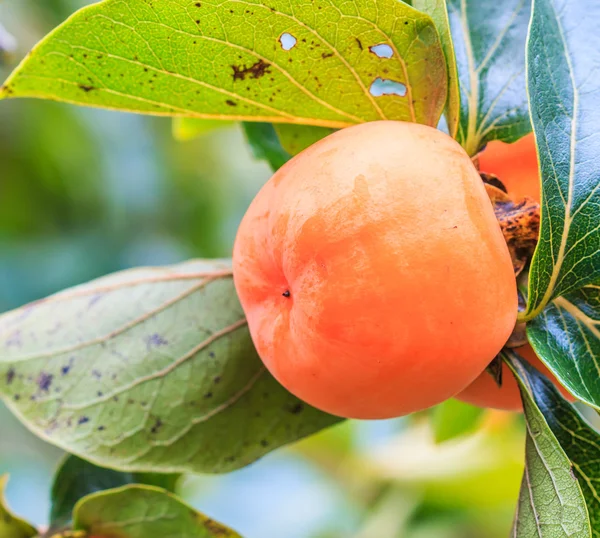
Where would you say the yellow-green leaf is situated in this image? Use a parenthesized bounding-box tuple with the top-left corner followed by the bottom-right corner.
(1, 0, 447, 128)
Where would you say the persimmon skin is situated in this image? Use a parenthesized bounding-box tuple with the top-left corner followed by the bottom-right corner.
(457, 344, 575, 411)
(478, 133, 540, 202)
(233, 121, 517, 420)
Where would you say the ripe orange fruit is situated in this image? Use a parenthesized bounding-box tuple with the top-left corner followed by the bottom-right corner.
(478, 133, 540, 202)
(457, 344, 574, 411)
(457, 133, 574, 410)
(233, 121, 517, 419)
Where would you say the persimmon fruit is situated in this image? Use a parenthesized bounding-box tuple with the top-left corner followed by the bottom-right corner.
(478, 133, 540, 202)
(457, 134, 575, 410)
(233, 121, 517, 419)
(457, 344, 574, 411)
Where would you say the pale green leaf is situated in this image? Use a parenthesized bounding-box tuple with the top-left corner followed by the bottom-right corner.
(508, 353, 598, 537)
(524, 0, 600, 318)
(431, 398, 483, 444)
(51, 455, 181, 529)
(172, 117, 235, 142)
(447, 0, 532, 155)
(73, 485, 241, 538)
(413, 0, 459, 138)
(1, 0, 447, 128)
(0, 260, 340, 473)
(0, 476, 37, 538)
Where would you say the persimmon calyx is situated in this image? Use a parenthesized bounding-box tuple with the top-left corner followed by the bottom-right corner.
(482, 175, 540, 276)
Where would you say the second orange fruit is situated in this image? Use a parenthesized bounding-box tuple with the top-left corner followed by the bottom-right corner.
(457, 133, 574, 410)
(233, 121, 517, 419)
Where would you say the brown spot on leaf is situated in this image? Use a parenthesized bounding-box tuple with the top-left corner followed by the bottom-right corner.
(78, 84, 96, 93)
(232, 59, 271, 81)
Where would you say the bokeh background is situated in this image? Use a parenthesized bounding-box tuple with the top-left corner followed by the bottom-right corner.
(1, 1, 526, 536)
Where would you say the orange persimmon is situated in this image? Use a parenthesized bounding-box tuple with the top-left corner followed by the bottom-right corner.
(457, 344, 574, 411)
(233, 121, 517, 419)
(478, 133, 540, 202)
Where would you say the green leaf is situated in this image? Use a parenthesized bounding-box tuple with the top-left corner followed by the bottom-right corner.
(172, 118, 235, 142)
(447, 0, 532, 155)
(0, 260, 340, 473)
(413, 0, 459, 138)
(51, 455, 181, 529)
(274, 124, 335, 155)
(73, 485, 241, 538)
(507, 353, 598, 537)
(242, 122, 291, 170)
(0, 0, 447, 128)
(524, 0, 600, 319)
(527, 284, 600, 410)
(0, 476, 37, 538)
(431, 398, 483, 444)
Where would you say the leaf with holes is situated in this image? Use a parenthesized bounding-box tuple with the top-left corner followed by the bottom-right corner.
(0, 0, 447, 128)
(0, 260, 340, 473)
(524, 0, 600, 318)
(0, 476, 37, 538)
(50, 455, 181, 530)
(507, 354, 598, 537)
(527, 284, 600, 410)
(73, 485, 241, 537)
(413, 0, 459, 137)
(447, 0, 531, 155)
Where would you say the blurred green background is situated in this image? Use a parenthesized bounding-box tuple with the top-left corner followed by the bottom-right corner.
(0, 1, 525, 536)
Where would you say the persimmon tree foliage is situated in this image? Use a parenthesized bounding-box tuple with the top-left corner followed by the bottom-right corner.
(0, 0, 599, 536)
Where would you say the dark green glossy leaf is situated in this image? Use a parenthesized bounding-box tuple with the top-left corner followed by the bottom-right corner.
(413, 0, 459, 138)
(0, 260, 340, 474)
(431, 398, 483, 444)
(274, 124, 334, 156)
(508, 353, 599, 537)
(0, 476, 37, 538)
(1, 0, 447, 128)
(50, 455, 181, 529)
(527, 284, 600, 410)
(447, 0, 532, 155)
(73, 485, 241, 538)
(524, 0, 600, 318)
(242, 122, 291, 170)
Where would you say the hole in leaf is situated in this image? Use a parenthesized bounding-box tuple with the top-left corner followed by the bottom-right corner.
(279, 33, 297, 51)
(369, 77, 407, 97)
(369, 44, 393, 58)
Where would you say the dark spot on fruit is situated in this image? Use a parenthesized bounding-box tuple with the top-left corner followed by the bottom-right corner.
(282, 290, 291, 298)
